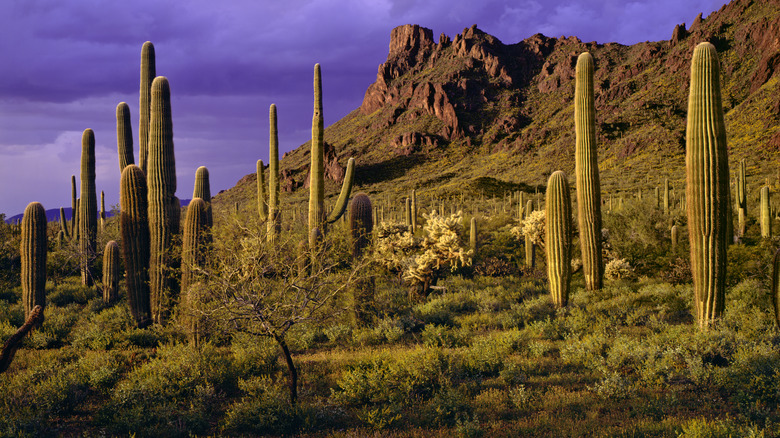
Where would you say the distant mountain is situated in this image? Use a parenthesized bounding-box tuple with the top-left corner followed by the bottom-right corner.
(4, 199, 192, 224)
(214, 0, 780, 209)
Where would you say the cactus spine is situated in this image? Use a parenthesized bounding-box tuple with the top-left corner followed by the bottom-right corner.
(147, 76, 179, 325)
(268, 104, 281, 243)
(193, 166, 213, 228)
(257, 159, 268, 220)
(116, 102, 135, 171)
(181, 198, 208, 345)
(307, 63, 355, 250)
(21, 202, 47, 322)
(525, 200, 535, 268)
(574, 52, 603, 291)
(686, 42, 730, 329)
(102, 240, 120, 304)
(737, 159, 747, 237)
(80, 128, 98, 286)
(546, 171, 572, 307)
(120, 165, 152, 328)
(139, 41, 156, 174)
(761, 185, 771, 238)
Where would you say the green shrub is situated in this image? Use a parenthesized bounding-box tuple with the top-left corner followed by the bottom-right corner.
(221, 376, 298, 435)
(422, 324, 468, 348)
(458, 329, 525, 377)
(71, 304, 134, 350)
(230, 332, 279, 377)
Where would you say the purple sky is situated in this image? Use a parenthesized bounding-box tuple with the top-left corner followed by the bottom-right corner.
(0, 0, 728, 217)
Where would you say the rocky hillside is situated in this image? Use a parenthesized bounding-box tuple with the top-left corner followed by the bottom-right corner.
(216, 0, 780, 209)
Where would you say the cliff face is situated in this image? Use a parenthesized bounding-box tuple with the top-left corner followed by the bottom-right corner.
(226, 0, 780, 202)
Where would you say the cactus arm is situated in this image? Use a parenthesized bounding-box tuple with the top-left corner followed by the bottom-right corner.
(326, 157, 355, 224)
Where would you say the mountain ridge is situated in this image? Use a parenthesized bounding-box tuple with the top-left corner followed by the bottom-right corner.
(215, 0, 780, 211)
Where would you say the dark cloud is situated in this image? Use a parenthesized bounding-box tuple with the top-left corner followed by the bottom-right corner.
(0, 0, 727, 216)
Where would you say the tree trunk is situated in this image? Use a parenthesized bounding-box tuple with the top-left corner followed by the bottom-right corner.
(275, 335, 297, 405)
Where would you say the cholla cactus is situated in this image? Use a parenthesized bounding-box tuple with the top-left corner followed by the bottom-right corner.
(373, 221, 419, 274)
(403, 210, 473, 294)
(604, 258, 634, 280)
(518, 210, 546, 248)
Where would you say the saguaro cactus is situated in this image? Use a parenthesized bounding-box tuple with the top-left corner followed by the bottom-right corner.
(268, 104, 281, 243)
(139, 41, 156, 174)
(71, 175, 77, 238)
(737, 159, 747, 237)
(546, 171, 572, 307)
(308, 63, 355, 250)
(686, 42, 730, 329)
(100, 191, 106, 232)
(772, 248, 780, 327)
(470, 217, 478, 254)
(59, 207, 70, 241)
(80, 128, 98, 286)
(574, 52, 603, 291)
(257, 159, 268, 220)
(102, 240, 120, 304)
(147, 76, 179, 325)
(193, 166, 213, 228)
(411, 189, 418, 232)
(120, 165, 152, 328)
(181, 198, 208, 345)
(761, 185, 771, 238)
(349, 193, 374, 325)
(116, 102, 135, 171)
(525, 200, 535, 268)
(21, 202, 47, 322)
(671, 224, 679, 250)
(664, 178, 670, 215)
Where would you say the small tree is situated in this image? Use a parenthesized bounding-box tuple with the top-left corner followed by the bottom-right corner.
(192, 215, 365, 405)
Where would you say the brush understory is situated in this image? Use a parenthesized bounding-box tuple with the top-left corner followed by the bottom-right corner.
(2, 195, 780, 438)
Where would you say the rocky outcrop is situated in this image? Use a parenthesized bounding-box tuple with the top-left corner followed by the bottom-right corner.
(670, 23, 687, 46)
(304, 141, 346, 188)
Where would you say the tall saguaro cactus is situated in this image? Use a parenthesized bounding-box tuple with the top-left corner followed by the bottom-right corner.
(120, 165, 152, 328)
(139, 41, 156, 175)
(147, 76, 179, 325)
(21, 202, 47, 322)
(181, 198, 208, 345)
(308, 63, 355, 250)
(102, 240, 120, 304)
(71, 175, 77, 238)
(257, 159, 268, 220)
(761, 185, 771, 238)
(116, 102, 135, 171)
(349, 193, 374, 325)
(736, 159, 747, 237)
(574, 52, 603, 291)
(268, 104, 281, 242)
(686, 42, 730, 329)
(193, 166, 213, 228)
(546, 171, 572, 307)
(80, 128, 98, 286)
(525, 200, 535, 268)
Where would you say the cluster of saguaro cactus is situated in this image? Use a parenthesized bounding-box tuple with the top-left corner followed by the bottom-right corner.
(545, 171, 572, 307)
(574, 52, 603, 291)
(686, 42, 730, 329)
(103, 241, 120, 304)
(116, 102, 135, 171)
(308, 63, 355, 251)
(80, 129, 98, 286)
(147, 75, 179, 325)
(120, 165, 152, 328)
(21, 202, 47, 323)
(139, 41, 156, 174)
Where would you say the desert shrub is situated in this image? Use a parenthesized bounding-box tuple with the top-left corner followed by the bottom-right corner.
(418, 383, 472, 428)
(457, 329, 525, 377)
(221, 376, 298, 435)
(25, 302, 82, 349)
(47, 278, 94, 306)
(71, 304, 134, 350)
(676, 417, 766, 437)
(101, 342, 232, 437)
(331, 347, 450, 408)
(472, 387, 512, 421)
(230, 332, 279, 377)
(422, 324, 469, 348)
